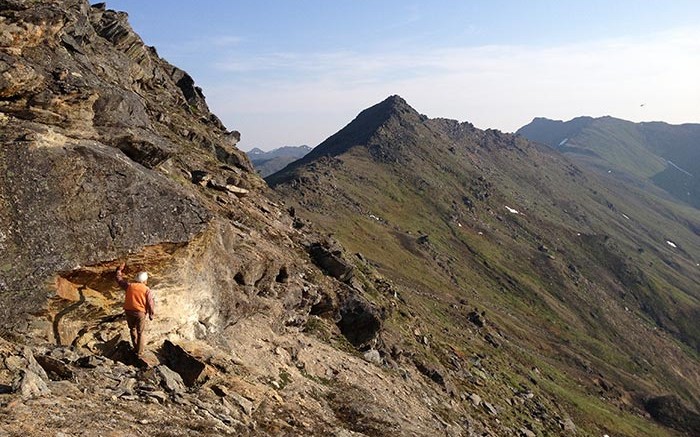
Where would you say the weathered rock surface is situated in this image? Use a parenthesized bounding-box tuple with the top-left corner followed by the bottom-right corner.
(0, 0, 257, 334)
(13, 368, 50, 399)
(35, 354, 74, 380)
(336, 293, 382, 347)
(308, 240, 354, 282)
(162, 340, 208, 387)
(155, 364, 185, 393)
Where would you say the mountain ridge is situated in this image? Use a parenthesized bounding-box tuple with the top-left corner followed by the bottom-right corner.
(271, 95, 700, 436)
(518, 115, 700, 209)
(268, 95, 426, 184)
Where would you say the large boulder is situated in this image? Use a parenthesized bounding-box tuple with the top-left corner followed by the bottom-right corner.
(336, 294, 382, 348)
(0, 131, 210, 327)
(308, 241, 354, 282)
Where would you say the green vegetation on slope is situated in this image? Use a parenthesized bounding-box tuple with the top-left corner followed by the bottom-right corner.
(518, 116, 700, 209)
(271, 96, 700, 436)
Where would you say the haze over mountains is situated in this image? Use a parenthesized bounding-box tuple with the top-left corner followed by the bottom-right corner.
(270, 95, 700, 435)
(246, 145, 312, 177)
(1, 1, 700, 436)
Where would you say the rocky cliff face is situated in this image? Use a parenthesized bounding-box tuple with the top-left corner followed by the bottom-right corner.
(0, 0, 255, 327)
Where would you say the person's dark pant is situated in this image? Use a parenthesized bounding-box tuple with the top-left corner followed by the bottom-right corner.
(125, 310, 147, 357)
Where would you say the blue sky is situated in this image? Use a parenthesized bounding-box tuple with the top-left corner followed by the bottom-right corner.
(103, 1, 700, 150)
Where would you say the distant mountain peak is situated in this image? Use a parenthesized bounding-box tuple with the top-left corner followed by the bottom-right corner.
(271, 95, 423, 173)
(373, 94, 423, 122)
(246, 145, 313, 177)
(378, 94, 411, 109)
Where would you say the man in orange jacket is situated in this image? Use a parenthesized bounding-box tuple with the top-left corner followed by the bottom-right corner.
(116, 263, 155, 358)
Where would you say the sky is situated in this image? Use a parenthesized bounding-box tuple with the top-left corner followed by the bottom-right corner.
(102, 1, 700, 151)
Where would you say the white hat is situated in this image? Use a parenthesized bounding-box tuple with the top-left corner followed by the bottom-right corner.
(135, 271, 149, 283)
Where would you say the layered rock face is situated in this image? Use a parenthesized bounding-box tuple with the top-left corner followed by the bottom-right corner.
(0, 0, 372, 364)
(0, 0, 261, 336)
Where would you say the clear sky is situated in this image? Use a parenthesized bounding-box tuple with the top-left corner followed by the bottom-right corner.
(102, 1, 700, 151)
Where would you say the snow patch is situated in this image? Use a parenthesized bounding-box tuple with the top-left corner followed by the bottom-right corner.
(666, 240, 677, 248)
(504, 206, 519, 214)
(622, 213, 630, 220)
(558, 138, 568, 147)
(369, 214, 381, 221)
(667, 160, 693, 177)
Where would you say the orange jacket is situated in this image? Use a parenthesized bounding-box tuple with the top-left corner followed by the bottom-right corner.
(117, 270, 155, 316)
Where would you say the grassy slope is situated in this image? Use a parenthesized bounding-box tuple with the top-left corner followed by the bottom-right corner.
(569, 118, 666, 177)
(518, 116, 700, 209)
(271, 104, 700, 435)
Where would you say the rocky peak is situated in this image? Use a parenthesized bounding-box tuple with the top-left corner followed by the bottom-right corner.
(304, 95, 421, 158)
(248, 147, 265, 155)
(266, 95, 427, 184)
(373, 94, 416, 115)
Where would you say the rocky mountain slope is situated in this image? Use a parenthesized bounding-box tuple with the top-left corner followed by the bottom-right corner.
(517, 116, 700, 210)
(247, 145, 312, 177)
(0, 3, 512, 436)
(269, 96, 700, 436)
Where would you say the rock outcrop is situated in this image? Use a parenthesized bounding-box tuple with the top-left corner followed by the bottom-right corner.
(0, 0, 290, 343)
(0, 0, 260, 334)
(644, 395, 700, 435)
